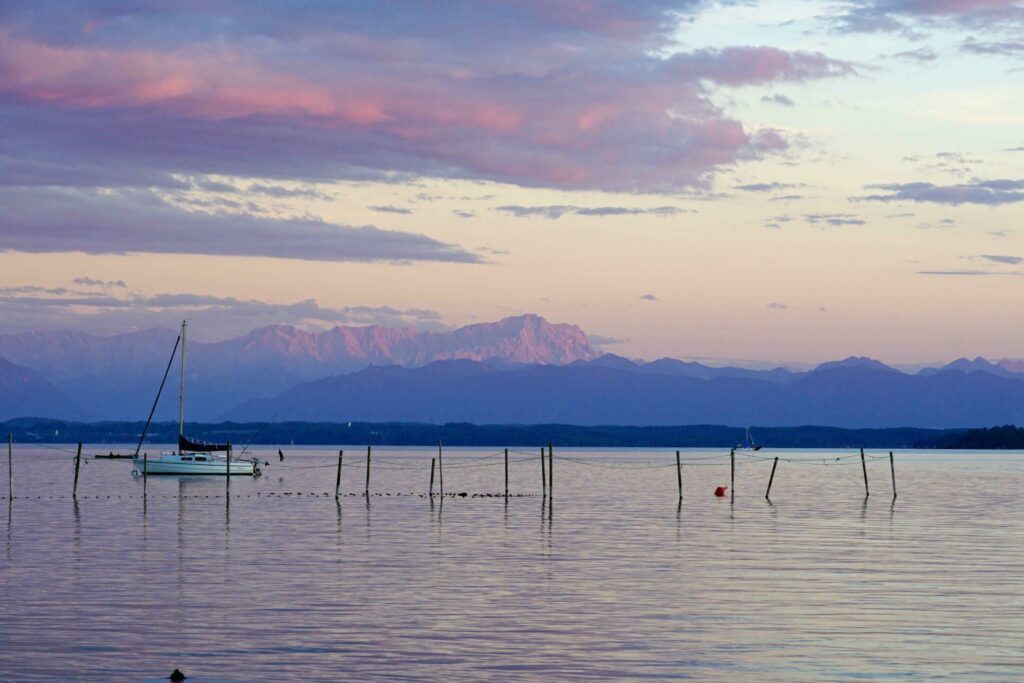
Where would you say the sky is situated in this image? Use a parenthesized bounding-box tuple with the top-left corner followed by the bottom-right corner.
(0, 0, 1023, 365)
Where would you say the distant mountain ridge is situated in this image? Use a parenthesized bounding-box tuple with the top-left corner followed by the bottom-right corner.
(227, 357, 1024, 428)
(0, 315, 598, 420)
(2, 314, 1024, 427)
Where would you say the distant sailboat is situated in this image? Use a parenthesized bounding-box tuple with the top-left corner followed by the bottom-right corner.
(132, 321, 260, 476)
(736, 426, 762, 451)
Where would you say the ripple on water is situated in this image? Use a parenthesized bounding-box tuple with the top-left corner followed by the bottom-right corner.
(1, 447, 1023, 681)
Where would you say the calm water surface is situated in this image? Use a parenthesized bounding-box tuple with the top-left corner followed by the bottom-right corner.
(1, 446, 1023, 681)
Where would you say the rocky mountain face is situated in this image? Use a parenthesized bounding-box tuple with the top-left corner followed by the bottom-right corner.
(0, 315, 598, 420)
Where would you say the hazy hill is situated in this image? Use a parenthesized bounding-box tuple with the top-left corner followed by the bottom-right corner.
(227, 358, 1024, 428)
(0, 356, 78, 420)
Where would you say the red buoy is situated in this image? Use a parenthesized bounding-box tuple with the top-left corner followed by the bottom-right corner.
(714, 486, 728, 497)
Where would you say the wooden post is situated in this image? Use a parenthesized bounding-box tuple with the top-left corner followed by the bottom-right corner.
(540, 446, 546, 496)
(365, 445, 371, 496)
(504, 448, 509, 498)
(335, 450, 343, 498)
(765, 456, 779, 499)
(548, 442, 553, 498)
(73, 442, 82, 498)
(860, 448, 869, 497)
(676, 450, 682, 500)
(226, 442, 232, 477)
(889, 451, 897, 498)
(429, 457, 436, 497)
(730, 448, 735, 496)
(7, 432, 11, 499)
(143, 452, 148, 494)
(438, 442, 443, 497)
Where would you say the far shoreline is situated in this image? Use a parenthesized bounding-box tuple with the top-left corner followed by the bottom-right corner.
(4, 418, 1022, 450)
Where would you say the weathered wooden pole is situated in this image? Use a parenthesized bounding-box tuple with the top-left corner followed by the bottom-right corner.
(889, 451, 897, 498)
(437, 442, 444, 497)
(73, 442, 82, 498)
(540, 446, 546, 496)
(860, 448, 869, 497)
(548, 442, 553, 498)
(143, 452, 148, 494)
(334, 449, 343, 498)
(765, 456, 779, 499)
(365, 445, 372, 496)
(504, 448, 509, 498)
(7, 432, 11, 499)
(676, 450, 682, 500)
(730, 448, 735, 496)
(429, 457, 436, 497)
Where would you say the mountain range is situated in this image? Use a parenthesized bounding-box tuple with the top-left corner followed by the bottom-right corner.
(1, 314, 1023, 428)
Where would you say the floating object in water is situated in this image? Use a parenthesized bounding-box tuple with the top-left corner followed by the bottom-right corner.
(169, 669, 186, 681)
(279, 449, 284, 462)
(714, 486, 728, 497)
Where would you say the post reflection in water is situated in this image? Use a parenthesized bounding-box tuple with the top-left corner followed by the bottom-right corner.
(2, 447, 1024, 682)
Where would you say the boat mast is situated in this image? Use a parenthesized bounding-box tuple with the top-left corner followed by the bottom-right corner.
(179, 320, 186, 438)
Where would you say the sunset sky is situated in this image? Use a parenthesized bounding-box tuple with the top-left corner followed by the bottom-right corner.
(1, 1, 1022, 365)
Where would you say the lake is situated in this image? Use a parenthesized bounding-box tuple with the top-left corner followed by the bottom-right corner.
(2, 446, 1023, 681)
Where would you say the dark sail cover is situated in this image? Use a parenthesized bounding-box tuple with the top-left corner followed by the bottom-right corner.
(179, 434, 230, 452)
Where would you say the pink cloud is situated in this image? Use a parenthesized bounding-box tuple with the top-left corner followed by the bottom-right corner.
(0, 7, 853, 193)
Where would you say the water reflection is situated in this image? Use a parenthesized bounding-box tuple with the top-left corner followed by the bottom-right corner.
(3, 447, 1024, 681)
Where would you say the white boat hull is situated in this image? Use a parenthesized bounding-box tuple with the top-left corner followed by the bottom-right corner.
(134, 453, 259, 476)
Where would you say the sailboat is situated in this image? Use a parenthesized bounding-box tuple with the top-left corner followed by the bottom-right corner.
(735, 426, 762, 451)
(132, 321, 260, 476)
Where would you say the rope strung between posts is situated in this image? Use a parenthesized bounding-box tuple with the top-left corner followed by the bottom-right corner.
(268, 454, 540, 472)
(736, 452, 891, 465)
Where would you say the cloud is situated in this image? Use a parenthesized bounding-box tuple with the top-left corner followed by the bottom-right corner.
(248, 183, 330, 199)
(891, 47, 939, 62)
(804, 213, 866, 226)
(918, 269, 1021, 276)
(761, 94, 795, 106)
(735, 182, 805, 192)
(978, 254, 1023, 264)
(0, 187, 481, 263)
(494, 205, 688, 219)
(368, 205, 413, 215)
(858, 179, 1024, 205)
(961, 36, 1024, 55)
(453, 210, 475, 219)
(832, 0, 1024, 35)
(0, 6, 855, 194)
(589, 334, 628, 346)
(191, 178, 239, 194)
(639, 294, 659, 301)
(764, 213, 794, 229)
(73, 276, 127, 289)
(0, 285, 449, 338)
(917, 218, 956, 229)
(766, 302, 789, 310)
